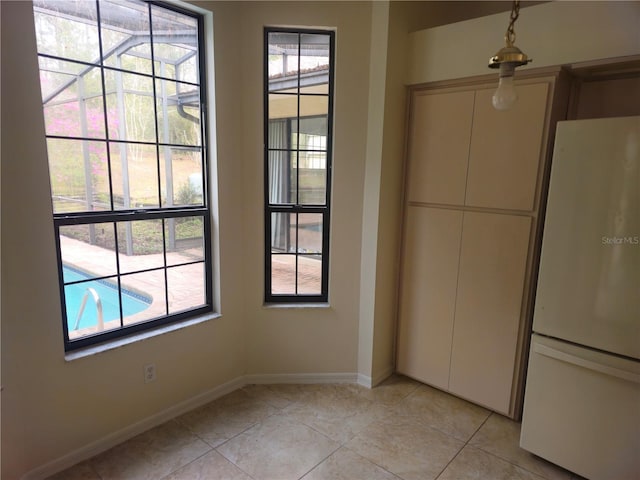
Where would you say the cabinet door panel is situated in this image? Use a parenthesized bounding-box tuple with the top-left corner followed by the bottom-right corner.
(407, 91, 474, 205)
(466, 83, 548, 211)
(449, 212, 531, 413)
(396, 207, 463, 389)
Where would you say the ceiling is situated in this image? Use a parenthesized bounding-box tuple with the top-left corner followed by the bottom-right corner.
(395, 1, 546, 33)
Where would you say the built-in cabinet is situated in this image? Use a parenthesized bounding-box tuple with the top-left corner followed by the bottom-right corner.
(396, 71, 569, 417)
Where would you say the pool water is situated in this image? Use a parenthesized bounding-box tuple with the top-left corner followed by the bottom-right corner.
(63, 267, 151, 330)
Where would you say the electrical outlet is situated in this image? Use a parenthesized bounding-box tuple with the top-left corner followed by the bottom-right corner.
(144, 363, 156, 383)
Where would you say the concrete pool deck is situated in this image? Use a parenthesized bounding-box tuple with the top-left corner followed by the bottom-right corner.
(60, 235, 322, 340)
(61, 235, 205, 339)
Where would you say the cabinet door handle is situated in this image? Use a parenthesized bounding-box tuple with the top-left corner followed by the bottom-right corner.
(534, 342, 640, 384)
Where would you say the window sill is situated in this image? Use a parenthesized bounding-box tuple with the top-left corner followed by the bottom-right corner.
(262, 302, 330, 309)
(64, 312, 221, 361)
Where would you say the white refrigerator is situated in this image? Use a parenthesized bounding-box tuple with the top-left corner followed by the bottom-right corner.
(520, 116, 640, 480)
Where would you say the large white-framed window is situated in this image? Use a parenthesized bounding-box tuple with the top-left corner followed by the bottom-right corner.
(33, 0, 212, 350)
(264, 28, 335, 303)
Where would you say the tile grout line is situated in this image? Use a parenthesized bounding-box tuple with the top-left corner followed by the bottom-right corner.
(156, 447, 214, 480)
(212, 396, 318, 479)
(451, 412, 564, 480)
(433, 412, 559, 480)
(339, 394, 402, 477)
(271, 384, 408, 480)
(433, 411, 494, 480)
(295, 442, 343, 480)
(341, 444, 404, 480)
(187, 390, 286, 451)
(159, 419, 219, 480)
(55, 378, 537, 480)
(326, 388, 439, 480)
(468, 446, 552, 480)
(89, 461, 103, 480)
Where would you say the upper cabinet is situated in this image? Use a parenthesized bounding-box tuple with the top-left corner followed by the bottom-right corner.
(407, 81, 550, 212)
(407, 91, 474, 205)
(466, 83, 549, 211)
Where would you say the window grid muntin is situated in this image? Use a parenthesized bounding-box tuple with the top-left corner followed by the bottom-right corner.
(35, 0, 211, 350)
(264, 27, 334, 302)
(38, 52, 201, 92)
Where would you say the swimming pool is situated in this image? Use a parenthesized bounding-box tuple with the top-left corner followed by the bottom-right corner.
(63, 267, 151, 330)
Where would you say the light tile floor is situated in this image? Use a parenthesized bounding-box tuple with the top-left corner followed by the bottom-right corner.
(48, 376, 585, 480)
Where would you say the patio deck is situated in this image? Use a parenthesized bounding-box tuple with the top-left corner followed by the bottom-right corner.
(60, 236, 322, 340)
(61, 235, 205, 339)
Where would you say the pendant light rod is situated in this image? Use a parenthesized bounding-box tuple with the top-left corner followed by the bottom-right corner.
(505, 0, 520, 47)
(488, 0, 532, 110)
(488, 0, 531, 70)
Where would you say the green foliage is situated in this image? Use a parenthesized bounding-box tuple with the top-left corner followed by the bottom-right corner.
(37, 5, 203, 211)
(175, 217, 203, 239)
(62, 216, 203, 256)
(176, 179, 199, 205)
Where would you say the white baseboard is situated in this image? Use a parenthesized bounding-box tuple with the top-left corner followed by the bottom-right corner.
(357, 373, 373, 388)
(243, 372, 359, 385)
(22, 376, 245, 480)
(357, 365, 394, 389)
(372, 365, 394, 387)
(22, 372, 362, 480)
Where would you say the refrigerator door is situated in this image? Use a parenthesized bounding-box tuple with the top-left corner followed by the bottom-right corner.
(533, 116, 640, 359)
(521, 334, 640, 480)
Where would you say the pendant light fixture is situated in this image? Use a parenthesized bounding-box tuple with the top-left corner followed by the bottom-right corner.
(488, 0, 532, 110)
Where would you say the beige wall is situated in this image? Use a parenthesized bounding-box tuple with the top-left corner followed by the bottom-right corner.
(358, 1, 413, 386)
(1, 1, 378, 477)
(358, 1, 391, 384)
(235, 1, 373, 377)
(4, 0, 638, 477)
(1, 1, 246, 478)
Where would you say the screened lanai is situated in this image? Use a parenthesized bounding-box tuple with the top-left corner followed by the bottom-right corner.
(35, 0, 204, 254)
(266, 32, 331, 255)
(33, 0, 213, 347)
(265, 30, 333, 297)
(35, 0, 333, 314)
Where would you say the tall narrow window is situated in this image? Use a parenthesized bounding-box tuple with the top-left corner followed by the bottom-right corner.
(33, 0, 212, 350)
(264, 28, 334, 303)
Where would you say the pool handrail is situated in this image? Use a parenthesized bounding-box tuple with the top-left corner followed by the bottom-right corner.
(73, 287, 104, 332)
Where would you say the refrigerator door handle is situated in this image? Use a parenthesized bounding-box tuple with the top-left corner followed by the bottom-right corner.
(533, 342, 640, 384)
